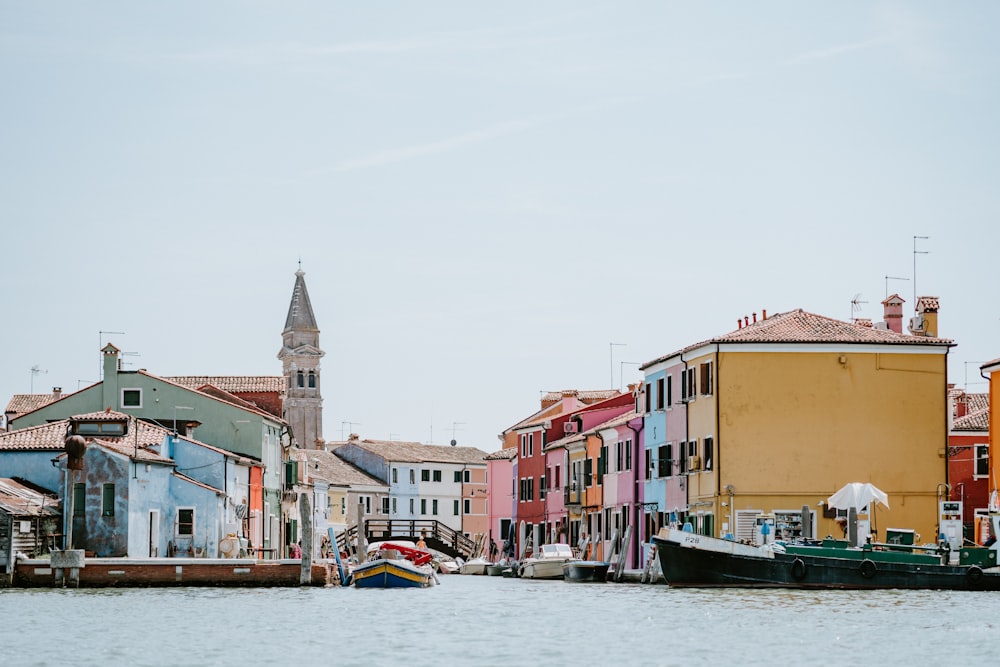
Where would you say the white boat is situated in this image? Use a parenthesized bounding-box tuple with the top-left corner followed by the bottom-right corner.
(518, 543, 575, 580)
(436, 558, 460, 575)
(459, 556, 492, 575)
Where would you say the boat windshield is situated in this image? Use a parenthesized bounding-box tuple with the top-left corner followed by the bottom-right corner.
(541, 544, 574, 558)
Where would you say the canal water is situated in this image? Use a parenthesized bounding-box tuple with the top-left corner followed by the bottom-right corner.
(1, 576, 995, 666)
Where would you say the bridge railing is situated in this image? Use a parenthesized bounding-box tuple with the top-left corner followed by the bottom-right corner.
(334, 520, 477, 559)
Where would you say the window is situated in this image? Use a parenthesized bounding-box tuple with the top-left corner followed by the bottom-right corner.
(308, 371, 316, 388)
(392, 468, 398, 483)
(454, 470, 462, 483)
(679, 442, 687, 473)
(528, 433, 534, 457)
(521, 434, 527, 457)
(700, 362, 713, 396)
(597, 445, 608, 484)
(656, 378, 665, 410)
(554, 465, 561, 489)
(976, 445, 989, 477)
(616, 442, 624, 472)
(120, 388, 142, 408)
(644, 383, 652, 413)
(421, 499, 427, 515)
(421, 469, 430, 482)
(409, 498, 414, 514)
(409, 469, 415, 484)
(102, 483, 115, 516)
(625, 439, 632, 471)
(177, 508, 194, 536)
(704, 437, 714, 471)
(464, 499, 471, 514)
(540, 475, 547, 500)
(464, 470, 471, 483)
(73, 420, 126, 436)
(687, 368, 696, 400)
(381, 497, 389, 514)
(645, 449, 652, 480)
(454, 499, 460, 515)
(585, 459, 593, 487)
(73, 483, 85, 517)
(657, 445, 672, 478)
(432, 499, 439, 515)
(432, 470, 442, 482)
(666, 376, 672, 406)
(392, 497, 397, 514)
(296, 371, 304, 388)
(680, 371, 687, 401)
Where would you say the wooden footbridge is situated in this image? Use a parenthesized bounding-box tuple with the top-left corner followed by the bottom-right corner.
(335, 519, 480, 560)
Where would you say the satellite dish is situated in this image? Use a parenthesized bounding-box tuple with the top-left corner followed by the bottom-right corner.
(219, 536, 239, 558)
(450, 439, 457, 446)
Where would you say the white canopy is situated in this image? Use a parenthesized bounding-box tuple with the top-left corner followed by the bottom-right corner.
(826, 482, 889, 512)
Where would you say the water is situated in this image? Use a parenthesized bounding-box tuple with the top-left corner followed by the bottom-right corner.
(1, 577, 998, 666)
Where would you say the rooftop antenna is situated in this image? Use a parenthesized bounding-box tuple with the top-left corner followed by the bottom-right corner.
(884, 275, 909, 299)
(913, 235, 929, 310)
(340, 421, 361, 440)
(850, 293, 868, 321)
(620, 361, 641, 392)
(610, 342, 626, 389)
(964, 361, 987, 389)
(451, 422, 466, 446)
(30, 365, 47, 393)
(98, 330, 125, 379)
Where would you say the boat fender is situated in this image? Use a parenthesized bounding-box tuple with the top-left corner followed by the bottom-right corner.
(790, 558, 807, 580)
(966, 565, 984, 586)
(859, 559, 877, 579)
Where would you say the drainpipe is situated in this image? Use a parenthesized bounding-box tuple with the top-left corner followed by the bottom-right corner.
(713, 344, 721, 538)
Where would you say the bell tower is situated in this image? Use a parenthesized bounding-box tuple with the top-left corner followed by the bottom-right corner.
(277, 268, 325, 449)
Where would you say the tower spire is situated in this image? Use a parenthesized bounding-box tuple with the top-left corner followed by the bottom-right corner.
(278, 267, 325, 449)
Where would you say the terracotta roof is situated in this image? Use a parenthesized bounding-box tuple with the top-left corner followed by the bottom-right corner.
(643, 309, 954, 369)
(166, 376, 284, 394)
(542, 432, 586, 452)
(290, 449, 387, 488)
(337, 439, 489, 465)
(5, 392, 62, 416)
(953, 407, 989, 432)
(0, 478, 61, 517)
(541, 389, 620, 407)
(916, 296, 940, 312)
(484, 447, 517, 461)
(0, 410, 173, 463)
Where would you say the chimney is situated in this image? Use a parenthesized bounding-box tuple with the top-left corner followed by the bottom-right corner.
(762, 309, 767, 320)
(914, 296, 940, 338)
(854, 318, 873, 328)
(53, 387, 62, 399)
(881, 294, 905, 334)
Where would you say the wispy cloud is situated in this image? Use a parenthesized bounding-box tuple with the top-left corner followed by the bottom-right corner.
(784, 36, 890, 66)
(332, 119, 539, 173)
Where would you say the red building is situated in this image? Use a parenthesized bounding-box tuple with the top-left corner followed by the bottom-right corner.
(948, 387, 990, 543)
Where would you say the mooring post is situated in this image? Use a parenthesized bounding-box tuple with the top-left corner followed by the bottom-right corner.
(356, 502, 367, 558)
(299, 492, 312, 585)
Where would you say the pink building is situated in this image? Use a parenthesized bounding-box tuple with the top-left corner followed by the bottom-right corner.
(485, 448, 517, 552)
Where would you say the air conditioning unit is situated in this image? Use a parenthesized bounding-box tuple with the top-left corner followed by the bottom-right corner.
(687, 455, 701, 471)
(563, 422, 578, 434)
(908, 316, 924, 334)
(873, 321, 889, 331)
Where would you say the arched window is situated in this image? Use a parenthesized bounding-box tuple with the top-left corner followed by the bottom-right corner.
(296, 371, 304, 388)
(308, 372, 316, 388)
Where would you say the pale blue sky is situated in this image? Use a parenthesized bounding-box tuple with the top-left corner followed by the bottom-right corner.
(2, 3, 997, 451)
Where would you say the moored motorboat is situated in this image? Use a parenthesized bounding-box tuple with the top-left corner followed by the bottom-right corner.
(459, 556, 492, 575)
(651, 527, 1000, 590)
(353, 542, 436, 589)
(563, 560, 610, 582)
(486, 563, 505, 576)
(518, 543, 575, 580)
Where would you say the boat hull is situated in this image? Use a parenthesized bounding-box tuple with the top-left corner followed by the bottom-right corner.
(352, 558, 433, 589)
(519, 559, 570, 580)
(563, 560, 610, 582)
(459, 559, 491, 575)
(11, 557, 330, 588)
(652, 529, 1000, 590)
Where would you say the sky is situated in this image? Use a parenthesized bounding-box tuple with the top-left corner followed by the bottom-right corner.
(2, 2, 998, 453)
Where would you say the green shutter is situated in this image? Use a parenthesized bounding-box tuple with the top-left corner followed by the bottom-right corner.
(73, 483, 85, 517)
(102, 483, 115, 516)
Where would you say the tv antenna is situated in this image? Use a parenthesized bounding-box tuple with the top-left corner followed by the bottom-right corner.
(913, 235, 929, 309)
(98, 330, 125, 379)
(30, 365, 47, 393)
(850, 293, 868, 321)
(884, 275, 909, 299)
(451, 422, 466, 446)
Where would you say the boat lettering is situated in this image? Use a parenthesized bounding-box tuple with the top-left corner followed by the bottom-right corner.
(682, 535, 701, 546)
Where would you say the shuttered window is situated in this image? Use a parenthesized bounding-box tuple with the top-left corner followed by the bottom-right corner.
(102, 483, 115, 516)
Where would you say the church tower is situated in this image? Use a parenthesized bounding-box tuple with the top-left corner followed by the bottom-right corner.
(278, 268, 325, 449)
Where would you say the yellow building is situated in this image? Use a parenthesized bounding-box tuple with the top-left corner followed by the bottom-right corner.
(650, 306, 953, 544)
(983, 357, 999, 516)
